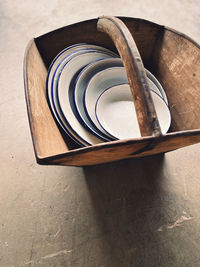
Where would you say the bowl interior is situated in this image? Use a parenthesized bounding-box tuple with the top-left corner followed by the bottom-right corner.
(95, 83, 171, 139)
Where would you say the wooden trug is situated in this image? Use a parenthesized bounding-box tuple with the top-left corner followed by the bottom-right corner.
(24, 16, 200, 166)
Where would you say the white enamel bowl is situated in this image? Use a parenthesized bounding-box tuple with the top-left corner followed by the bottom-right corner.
(95, 84, 171, 140)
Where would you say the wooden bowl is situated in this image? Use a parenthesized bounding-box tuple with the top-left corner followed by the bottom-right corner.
(24, 16, 200, 166)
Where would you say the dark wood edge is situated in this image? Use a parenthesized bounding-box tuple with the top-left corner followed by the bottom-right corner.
(34, 16, 200, 52)
(36, 129, 200, 164)
(34, 16, 163, 41)
(23, 39, 40, 160)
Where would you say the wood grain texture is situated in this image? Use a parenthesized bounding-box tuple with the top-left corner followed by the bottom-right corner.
(97, 16, 161, 137)
(24, 17, 200, 166)
(24, 40, 69, 158)
(152, 28, 200, 132)
(44, 130, 200, 166)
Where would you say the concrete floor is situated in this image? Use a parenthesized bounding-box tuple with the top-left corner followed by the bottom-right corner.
(1, 0, 200, 266)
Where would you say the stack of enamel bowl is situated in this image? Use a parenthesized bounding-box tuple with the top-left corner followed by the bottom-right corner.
(46, 43, 171, 146)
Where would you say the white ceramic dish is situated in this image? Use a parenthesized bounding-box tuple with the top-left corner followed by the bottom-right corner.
(73, 57, 123, 140)
(54, 49, 116, 145)
(84, 66, 166, 137)
(95, 84, 171, 139)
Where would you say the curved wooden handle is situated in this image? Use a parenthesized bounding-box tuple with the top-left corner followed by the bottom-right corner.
(97, 16, 161, 137)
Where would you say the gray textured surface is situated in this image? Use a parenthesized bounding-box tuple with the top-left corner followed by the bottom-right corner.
(1, 0, 200, 266)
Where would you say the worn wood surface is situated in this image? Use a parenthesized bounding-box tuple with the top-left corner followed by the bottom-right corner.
(24, 17, 200, 166)
(24, 40, 69, 158)
(46, 131, 200, 166)
(152, 28, 200, 131)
